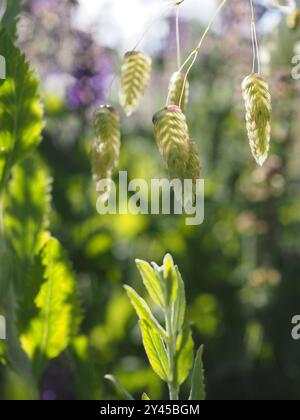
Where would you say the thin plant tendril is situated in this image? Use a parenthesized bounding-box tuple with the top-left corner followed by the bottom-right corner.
(250, 0, 261, 74)
(176, 5, 181, 69)
(175, 0, 228, 108)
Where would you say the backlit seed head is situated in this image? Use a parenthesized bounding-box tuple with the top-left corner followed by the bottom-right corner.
(119, 51, 152, 116)
(287, 8, 300, 30)
(92, 105, 121, 195)
(185, 141, 201, 183)
(167, 71, 189, 113)
(153, 105, 190, 177)
(242, 74, 272, 167)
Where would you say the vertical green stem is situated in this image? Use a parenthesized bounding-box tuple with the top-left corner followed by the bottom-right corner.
(165, 306, 179, 400)
(0, 192, 5, 252)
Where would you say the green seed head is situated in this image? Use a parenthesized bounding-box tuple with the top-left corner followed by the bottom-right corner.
(153, 105, 190, 177)
(119, 51, 152, 117)
(242, 73, 272, 167)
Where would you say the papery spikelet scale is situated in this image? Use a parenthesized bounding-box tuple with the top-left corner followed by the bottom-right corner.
(119, 51, 152, 116)
(167, 71, 189, 113)
(153, 105, 190, 178)
(92, 105, 121, 195)
(242, 74, 272, 167)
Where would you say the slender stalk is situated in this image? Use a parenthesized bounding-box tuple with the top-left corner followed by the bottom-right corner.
(177, 0, 228, 107)
(249, 0, 261, 74)
(176, 5, 181, 69)
(165, 305, 179, 400)
(0, 192, 5, 253)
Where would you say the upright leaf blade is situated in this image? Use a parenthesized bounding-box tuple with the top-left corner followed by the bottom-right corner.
(0, 29, 44, 190)
(19, 237, 81, 377)
(176, 325, 194, 385)
(139, 320, 170, 382)
(136, 259, 165, 307)
(189, 345, 206, 401)
(124, 285, 166, 338)
(163, 254, 178, 305)
(141, 392, 151, 400)
(172, 267, 186, 334)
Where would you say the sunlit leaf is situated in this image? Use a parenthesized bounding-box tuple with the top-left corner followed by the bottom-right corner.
(136, 259, 165, 307)
(163, 254, 178, 304)
(0, 29, 44, 191)
(19, 237, 81, 377)
(172, 267, 186, 334)
(4, 156, 51, 267)
(189, 345, 206, 401)
(139, 320, 170, 382)
(176, 325, 194, 385)
(124, 285, 166, 339)
(141, 392, 151, 400)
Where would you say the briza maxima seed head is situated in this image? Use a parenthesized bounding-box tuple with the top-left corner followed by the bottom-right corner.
(153, 105, 190, 177)
(287, 8, 300, 30)
(167, 71, 189, 113)
(242, 74, 272, 167)
(119, 51, 152, 117)
(92, 105, 121, 195)
(185, 141, 201, 183)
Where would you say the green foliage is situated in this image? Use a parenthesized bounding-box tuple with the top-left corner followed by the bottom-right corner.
(105, 375, 135, 400)
(142, 392, 151, 400)
(0, 29, 44, 192)
(18, 237, 81, 377)
(176, 325, 194, 385)
(1, 0, 21, 40)
(4, 156, 51, 267)
(124, 285, 167, 338)
(139, 320, 170, 382)
(189, 346, 206, 401)
(0, 7, 81, 393)
(110, 255, 205, 400)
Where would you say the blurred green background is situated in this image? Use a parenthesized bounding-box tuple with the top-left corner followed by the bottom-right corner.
(1, 0, 300, 400)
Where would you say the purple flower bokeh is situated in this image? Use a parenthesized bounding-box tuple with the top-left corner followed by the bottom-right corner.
(19, 0, 114, 110)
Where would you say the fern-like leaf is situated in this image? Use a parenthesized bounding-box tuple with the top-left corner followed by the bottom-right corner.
(4, 156, 51, 269)
(0, 29, 44, 191)
(19, 237, 81, 377)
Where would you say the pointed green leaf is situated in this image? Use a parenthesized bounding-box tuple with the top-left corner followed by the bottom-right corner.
(172, 267, 186, 334)
(142, 392, 151, 400)
(163, 254, 178, 304)
(189, 345, 206, 401)
(124, 285, 166, 339)
(4, 156, 51, 266)
(139, 320, 170, 382)
(19, 237, 81, 377)
(136, 259, 165, 307)
(105, 374, 134, 400)
(176, 325, 194, 385)
(0, 29, 44, 191)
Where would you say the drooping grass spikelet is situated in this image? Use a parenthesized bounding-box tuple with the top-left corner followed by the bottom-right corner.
(153, 105, 190, 178)
(242, 74, 272, 167)
(119, 51, 152, 116)
(167, 71, 189, 113)
(287, 8, 300, 30)
(185, 141, 201, 183)
(92, 105, 121, 195)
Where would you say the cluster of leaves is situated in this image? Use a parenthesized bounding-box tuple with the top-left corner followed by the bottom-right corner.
(0, 1, 81, 395)
(107, 254, 205, 401)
